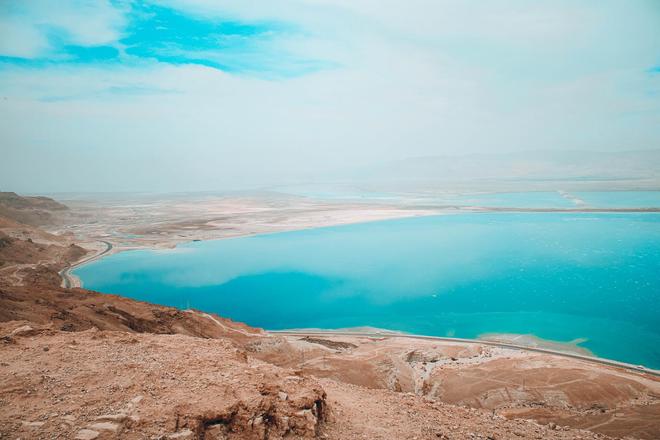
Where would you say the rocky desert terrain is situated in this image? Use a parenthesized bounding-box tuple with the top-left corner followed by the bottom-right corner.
(1, 192, 659, 439)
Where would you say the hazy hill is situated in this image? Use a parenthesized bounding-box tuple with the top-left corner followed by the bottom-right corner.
(0, 191, 68, 226)
(352, 150, 660, 191)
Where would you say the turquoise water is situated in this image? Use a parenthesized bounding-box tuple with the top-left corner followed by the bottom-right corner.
(574, 191, 660, 208)
(75, 213, 660, 368)
(434, 191, 575, 208)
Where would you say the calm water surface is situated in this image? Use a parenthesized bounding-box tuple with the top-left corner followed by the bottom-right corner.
(574, 191, 660, 208)
(75, 213, 660, 368)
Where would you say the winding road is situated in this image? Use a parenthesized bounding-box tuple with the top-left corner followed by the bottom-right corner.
(60, 240, 113, 288)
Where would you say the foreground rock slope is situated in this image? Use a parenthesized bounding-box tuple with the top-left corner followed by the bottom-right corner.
(1, 322, 327, 440)
(2, 321, 607, 440)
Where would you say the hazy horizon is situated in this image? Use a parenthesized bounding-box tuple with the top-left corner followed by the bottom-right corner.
(1, 1, 659, 193)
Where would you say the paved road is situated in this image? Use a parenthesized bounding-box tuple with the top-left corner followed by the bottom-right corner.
(60, 240, 113, 288)
(271, 330, 660, 378)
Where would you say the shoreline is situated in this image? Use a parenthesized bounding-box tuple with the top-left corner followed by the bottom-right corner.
(61, 208, 660, 376)
(61, 207, 660, 279)
(270, 329, 660, 377)
(478, 332, 593, 356)
(59, 240, 113, 288)
(59, 209, 444, 283)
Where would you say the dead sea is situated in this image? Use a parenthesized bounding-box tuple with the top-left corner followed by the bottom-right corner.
(74, 212, 660, 369)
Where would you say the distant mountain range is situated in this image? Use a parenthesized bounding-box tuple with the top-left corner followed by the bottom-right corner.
(349, 149, 660, 191)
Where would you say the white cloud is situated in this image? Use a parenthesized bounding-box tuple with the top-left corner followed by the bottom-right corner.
(43, 1, 126, 47)
(0, 0, 125, 58)
(0, 17, 51, 58)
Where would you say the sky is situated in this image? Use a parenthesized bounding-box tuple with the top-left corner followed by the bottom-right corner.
(1, 0, 659, 193)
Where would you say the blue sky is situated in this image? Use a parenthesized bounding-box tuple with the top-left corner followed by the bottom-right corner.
(0, 1, 325, 76)
(1, 0, 659, 192)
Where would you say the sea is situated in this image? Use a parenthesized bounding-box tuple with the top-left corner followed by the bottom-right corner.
(75, 198, 660, 369)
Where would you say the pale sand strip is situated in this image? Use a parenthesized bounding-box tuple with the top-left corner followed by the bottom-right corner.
(271, 329, 660, 377)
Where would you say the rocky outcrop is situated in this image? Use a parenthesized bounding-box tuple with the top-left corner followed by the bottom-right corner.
(175, 382, 326, 439)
